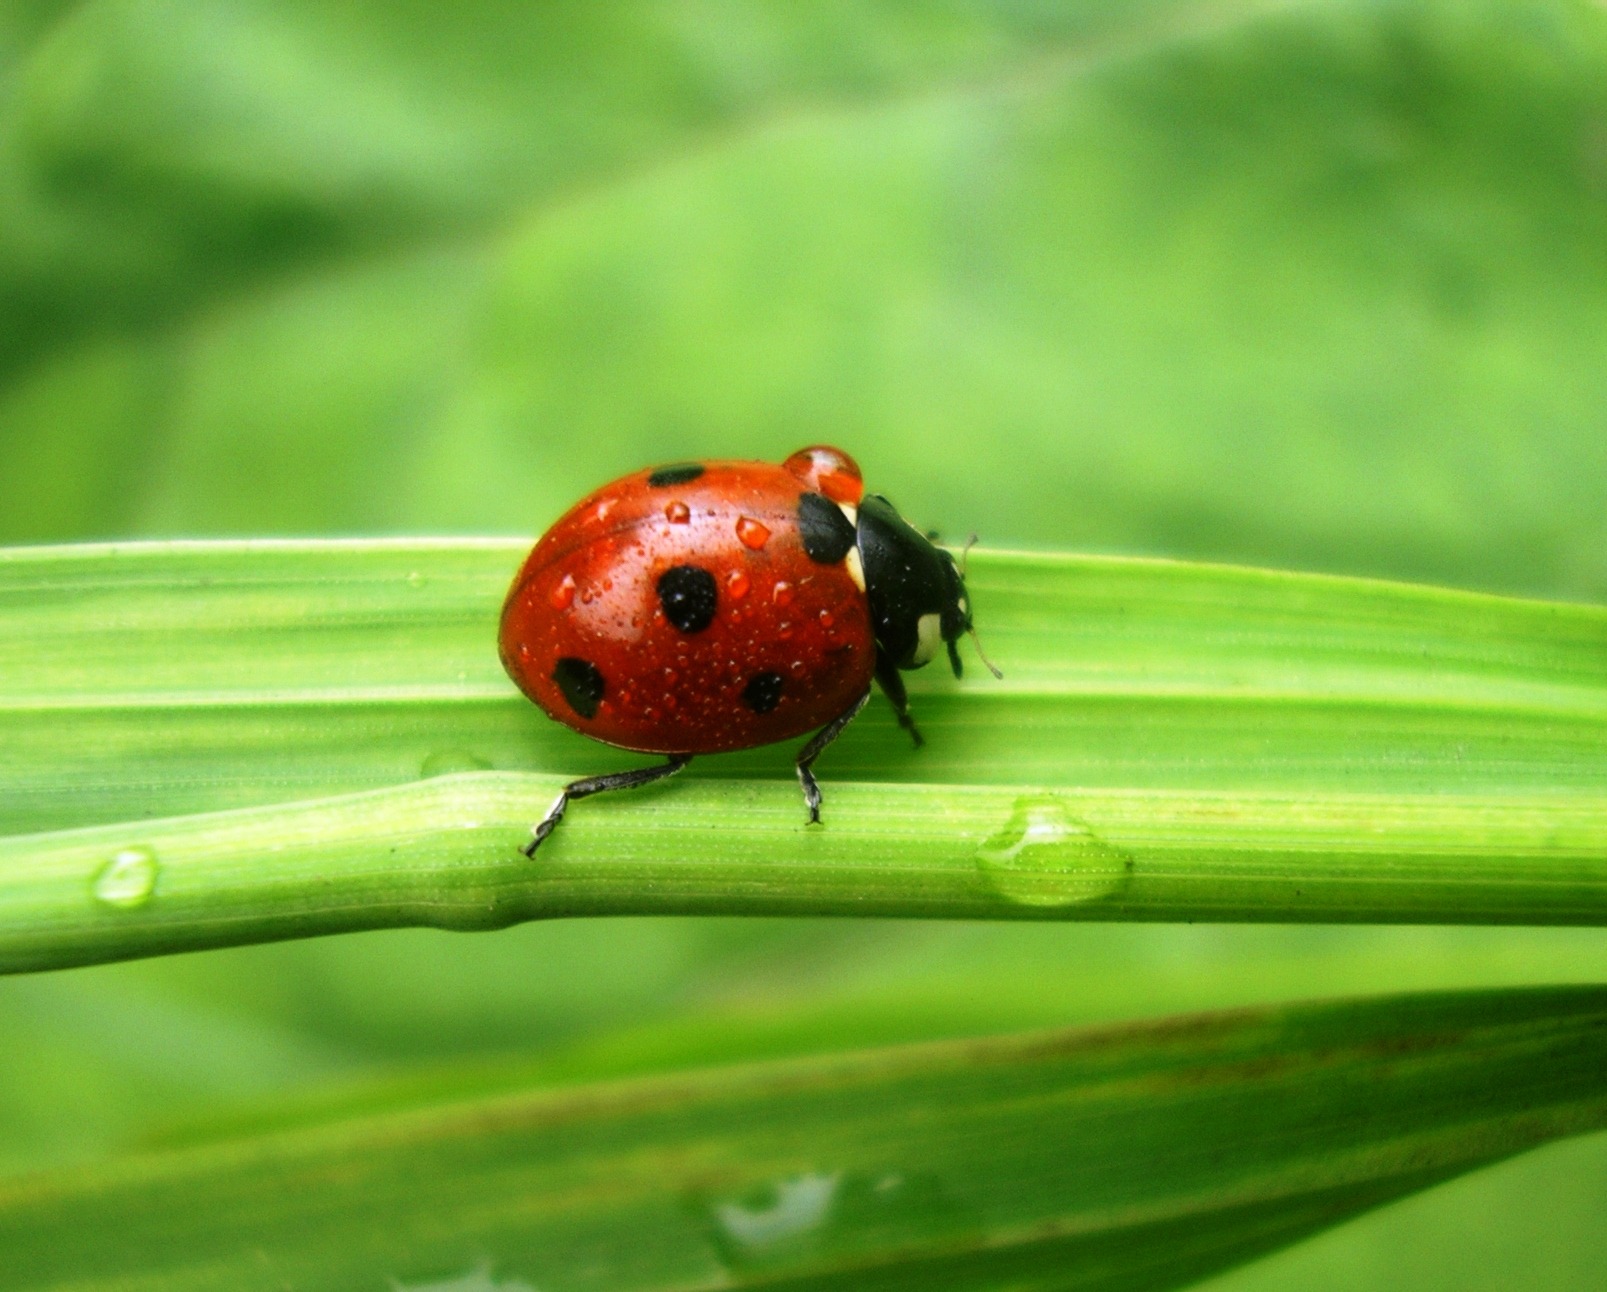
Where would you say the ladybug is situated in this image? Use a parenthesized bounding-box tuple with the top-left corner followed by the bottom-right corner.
(499, 445, 998, 855)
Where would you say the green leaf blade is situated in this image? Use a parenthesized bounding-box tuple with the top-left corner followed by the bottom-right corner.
(2, 987, 1602, 1292)
(3, 540, 1607, 971)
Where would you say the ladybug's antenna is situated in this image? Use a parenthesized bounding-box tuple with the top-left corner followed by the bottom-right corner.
(968, 626, 1003, 679)
(960, 533, 978, 577)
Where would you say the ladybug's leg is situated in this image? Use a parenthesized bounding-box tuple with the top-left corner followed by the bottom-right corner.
(522, 755, 692, 857)
(874, 648, 924, 749)
(795, 688, 871, 825)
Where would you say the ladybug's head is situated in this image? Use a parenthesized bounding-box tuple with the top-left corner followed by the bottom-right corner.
(855, 495, 1001, 680)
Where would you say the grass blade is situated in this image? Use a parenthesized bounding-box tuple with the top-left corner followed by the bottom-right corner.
(1, 986, 1602, 1292)
(2, 540, 1605, 972)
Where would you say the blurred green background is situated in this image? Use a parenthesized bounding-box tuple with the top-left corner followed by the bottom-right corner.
(3, 1, 1607, 1287)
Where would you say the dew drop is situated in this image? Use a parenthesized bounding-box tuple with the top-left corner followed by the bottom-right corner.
(778, 622, 794, 640)
(707, 1168, 970, 1275)
(726, 568, 750, 600)
(94, 847, 158, 909)
(595, 499, 617, 523)
(771, 580, 794, 606)
(665, 500, 691, 524)
(711, 1172, 840, 1262)
(548, 573, 576, 610)
(818, 608, 834, 629)
(974, 797, 1131, 906)
(735, 516, 771, 549)
(421, 749, 492, 778)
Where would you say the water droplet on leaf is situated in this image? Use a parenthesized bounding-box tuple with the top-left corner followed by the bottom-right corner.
(420, 750, 492, 778)
(975, 797, 1131, 906)
(94, 847, 158, 908)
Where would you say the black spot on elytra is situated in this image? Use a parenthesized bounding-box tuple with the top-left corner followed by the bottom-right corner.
(742, 671, 784, 714)
(797, 491, 856, 564)
(657, 565, 718, 633)
(648, 462, 705, 487)
(552, 657, 605, 720)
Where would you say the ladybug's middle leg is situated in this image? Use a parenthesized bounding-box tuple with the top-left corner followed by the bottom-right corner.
(873, 648, 924, 748)
(795, 688, 871, 825)
(522, 755, 692, 857)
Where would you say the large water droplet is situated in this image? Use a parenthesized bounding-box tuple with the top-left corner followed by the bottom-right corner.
(93, 847, 159, 909)
(975, 797, 1130, 906)
(420, 749, 492, 778)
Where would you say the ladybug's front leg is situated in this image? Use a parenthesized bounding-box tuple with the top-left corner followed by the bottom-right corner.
(794, 688, 871, 825)
(522, 755, 692, 856)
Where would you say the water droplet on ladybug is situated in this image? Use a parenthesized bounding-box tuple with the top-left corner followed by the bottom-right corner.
(736, 516, 771, 549)
(778, 623, 794, 640)
(818, 609, 834, 628)
(726, 568, 750, 599)
(549, 573, 576, 611)
(772, 581, 794, 606)
(666, 501, 691, 524)
(595, 499, 617, 523)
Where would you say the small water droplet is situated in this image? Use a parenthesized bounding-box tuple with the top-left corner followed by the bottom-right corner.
(549, 573, 576, 610)
(726, 568, 750, 600)
(778, 622, 794, 639)
(736, 516, 771, 549)
(595, 499, 617, 524)
(713, 1172, 840, 1260)
(420, 749, 492, 778)
(389, 1259, 537, 1292)
(665, 500, 691, 524)
(975, 797, 1131, 906)
(772, 580, 794, 606)
(94, 847, 158, 909)
(707, 1168, 971, 1275)
(818, 609, 834, 629)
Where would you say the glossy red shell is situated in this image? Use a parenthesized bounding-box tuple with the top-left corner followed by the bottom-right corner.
(500, 448, 874, 755)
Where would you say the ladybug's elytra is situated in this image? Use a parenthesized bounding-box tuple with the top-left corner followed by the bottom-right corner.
(499, 445, 998, 854)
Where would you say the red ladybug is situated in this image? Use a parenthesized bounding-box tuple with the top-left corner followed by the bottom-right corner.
(499, 445, 998, 854)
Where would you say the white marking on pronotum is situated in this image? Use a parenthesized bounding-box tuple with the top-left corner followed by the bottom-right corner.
(911, 612, 942, 665)
(844, 546, 866, 592)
